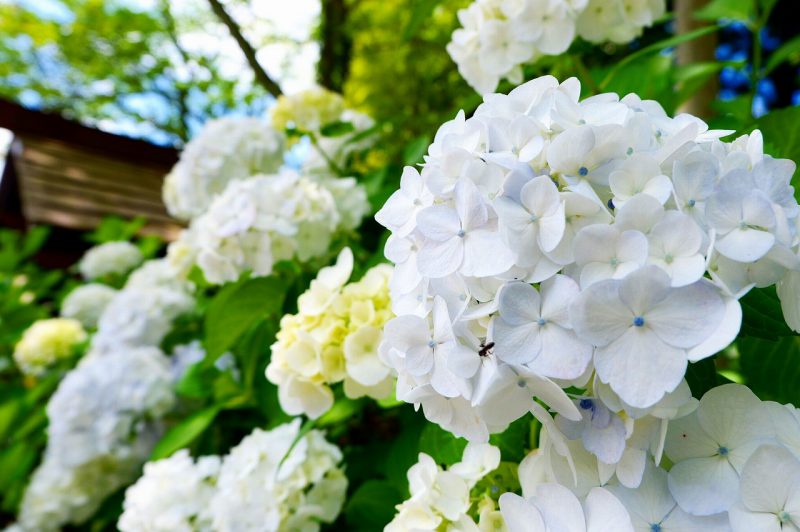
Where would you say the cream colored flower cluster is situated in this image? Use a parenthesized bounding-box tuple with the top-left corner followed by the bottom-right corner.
(271, 86, 347, 134)
(266, 248, 394, 418)
(13, 318, 87, 376)
(270, 86, 376, 177)
(386, 443, 506, 532)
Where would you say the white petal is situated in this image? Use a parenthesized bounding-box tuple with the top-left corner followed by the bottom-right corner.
(584, 487, 634, 532)
(499, 493, 546, 532)
(528, 324, 592, 380)
(594, 327, 686, 408)
(531, 483, 586, 531)
(417, 237, 463, 278)
(498, 281, 541, 324)
(462, 229, 514, 277)
(668, 456, 739, 516)
(418, 204, 461, 241)
(646, 280, 726, 349)
(688, 296, 741, 361)
(715, 228, 775, 262)
(570, 279, 632, 346)
(739, 445, 800, 514)
(493, 319, 541, 366)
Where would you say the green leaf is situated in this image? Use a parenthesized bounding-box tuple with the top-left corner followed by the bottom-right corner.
(204, 276, 286, 360)
(756, 107, 800, 182)
(319, 120, 356, 137)
(317, 397, 363, 427)
(418, 423, 467, 466)
(684, 357, 719, 398)
(175, 362, 216, 399)
(402, 135, 430, 166)
(738, 336, 800, 404)
(695, 0, 754, 23)
(344, 480, 403, 530)
(739, 286, 794, 338)
(404, 0, 440, 40)
(150, 406, 220, 460)
(489, 414, 532, 464)
(765, 35, 800, 74)
(600, 25, 720, 91)
(20, 226, 50, 259)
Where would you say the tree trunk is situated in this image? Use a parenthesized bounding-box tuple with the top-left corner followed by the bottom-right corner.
(318, 0, 351, 92)
(676, 0, 718, 118)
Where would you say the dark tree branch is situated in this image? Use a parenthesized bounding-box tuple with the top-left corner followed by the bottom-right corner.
(317, 0, 351, 92)
(206, 0, 283, 98)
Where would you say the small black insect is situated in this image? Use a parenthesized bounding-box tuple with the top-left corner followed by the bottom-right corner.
(478, 341, 495, 357)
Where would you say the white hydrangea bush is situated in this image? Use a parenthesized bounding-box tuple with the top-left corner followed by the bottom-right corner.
(91, 261, 195, 352)
(118, 450, 221, 532)
(503, 383, 800, 531)
(162, 116, 285, 221)
(180, 170, 367, 284)
(60, 283, 118, 329)
(16, 346, 175, 531)
(77, 241, 143, 280)
(208, 419, 347, 531)
(448, 0, 666, 94)
(376, 75, 800, 450)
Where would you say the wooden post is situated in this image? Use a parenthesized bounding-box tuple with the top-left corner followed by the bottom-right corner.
(676, 0, 719, 118)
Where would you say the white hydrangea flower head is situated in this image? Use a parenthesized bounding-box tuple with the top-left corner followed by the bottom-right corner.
(186, 171, 366, 285)
(92, 284, 194, 352)
(118, 450, 221, 532)
(17, 346, 175, 531)
(60, 283, 117, 329)
(376, 74, 800, 445)
(13, 318, 87, 376)
(576, 0, 665, 45)
(664, 384, 777, 517)
(78, 241, 143, 280)
(266, 248, 395, 418)
(163, 116, 285, 221)
(209, 419, 347, 531)
(728, 444, 800, 532)
(386, 442, 502, 531)
(607, 461, 730, 531)
(500, 484, 634, 532)
(448, 0, 665, 94)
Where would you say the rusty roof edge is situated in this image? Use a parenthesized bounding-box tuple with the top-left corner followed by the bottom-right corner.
(0, 98, 180, 169)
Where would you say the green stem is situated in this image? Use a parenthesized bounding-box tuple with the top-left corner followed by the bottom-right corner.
(309, 133, 346, 177)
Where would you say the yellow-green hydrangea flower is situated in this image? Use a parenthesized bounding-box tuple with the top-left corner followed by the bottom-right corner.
(266, 248, 395, 418)
(13, 318, 87, 376)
